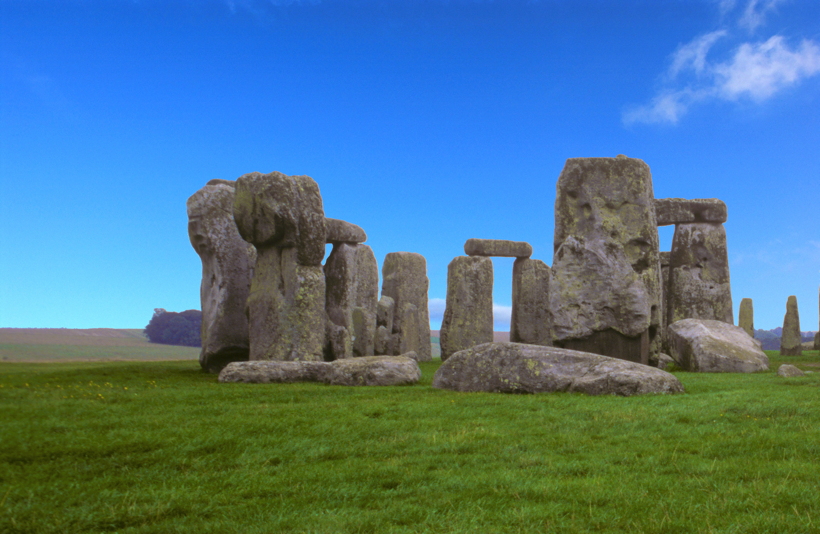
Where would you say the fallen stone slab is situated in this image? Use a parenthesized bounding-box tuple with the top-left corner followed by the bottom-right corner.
(325, 218, 367, 244)
(654, 198, 728, 226)
(667, 319, 769, 373)
(777, 364, 805, 377)
(432, 342, 684, 396)
(219, 355, 421, 386)
(464, 239, 532, 258)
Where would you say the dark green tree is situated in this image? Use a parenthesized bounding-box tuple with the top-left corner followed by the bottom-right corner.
(144, 308, 202, 347)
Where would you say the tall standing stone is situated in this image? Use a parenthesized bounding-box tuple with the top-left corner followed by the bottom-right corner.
(233, 171, 327, 361)
(381, 252, 431, 361)
(667, 222, 733, 326)
(187, 179, 256, 373)
(738, 298, 754, 338)
(324, 242, 379, 359)
(440, 256, 494, 361)
(551, 155, 662, 365)
(780, 295, 802, 356)
(510, 258, 552, 346)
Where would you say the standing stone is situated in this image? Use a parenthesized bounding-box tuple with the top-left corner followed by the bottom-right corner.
(780, 295, 802, 356)
(324, 243, 379, 358)
(510, 258, 552, 346)
(381, 252, 431, 361)
(739, 298, 754, 338)
(667, 222, 733, 326)
(440, 256, 494, 361)
(233, 171, 327, 361)
(187, 179, 256, 373)
(659, 251, 671, 350)
(551, 156, 662, 365)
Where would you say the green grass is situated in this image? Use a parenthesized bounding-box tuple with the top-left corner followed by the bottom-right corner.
(1, 351, 819, 534)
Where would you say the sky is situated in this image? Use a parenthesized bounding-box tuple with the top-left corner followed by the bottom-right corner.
(1, 0, 818, 333)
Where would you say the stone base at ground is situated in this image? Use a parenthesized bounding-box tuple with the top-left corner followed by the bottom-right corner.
(219, 355, 421, 386)
(777, 364, 805, 377)
(431, 342, 683, 396)
(667, 319, 769, 373)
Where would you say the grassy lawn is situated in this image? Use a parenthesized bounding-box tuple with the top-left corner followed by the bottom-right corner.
(1, 350, 818, 533)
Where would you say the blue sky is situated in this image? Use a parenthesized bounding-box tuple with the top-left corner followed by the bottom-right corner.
(1, 0, 818, 332)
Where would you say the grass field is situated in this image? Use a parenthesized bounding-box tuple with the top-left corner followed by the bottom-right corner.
(1, 337, 819, 534)
(0, 328, 199, 362)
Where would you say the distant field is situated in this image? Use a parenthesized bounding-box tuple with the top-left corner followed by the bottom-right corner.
(0, 328, 199, 362)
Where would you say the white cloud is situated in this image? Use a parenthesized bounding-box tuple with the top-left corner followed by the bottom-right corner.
(669, 31, 727, 78)
(714, 36, 820, 100)
(739, 0, 784, 32)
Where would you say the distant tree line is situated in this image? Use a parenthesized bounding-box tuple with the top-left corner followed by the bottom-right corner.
(754, 328, 816, 351)
(144, 308, 202, 347)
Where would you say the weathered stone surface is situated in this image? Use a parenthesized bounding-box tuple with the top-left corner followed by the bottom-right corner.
(245, 247, 326, 361)
(324, 243, 378, 357)
(219, 355, 421, 386)
(374, 325, 390, 355)
(510, 258, 552, 346)
(377, 296, 395, 335)
(780, 295, 802, 356)
(187, 180, 256, 373)
(440, 256, 494, 361)
(397, 303, 421, 355)
(325, 218, 367, 244)
(659, 251, 671, 350)
(464, 239, 532, 258)
(815, 332, 820, 351)
(325, 321, 352, 360)
(667, 222, 733, 326)
(656, 353, 674, 370)
(739, 298, 754, 337)
(654, 198, 728, 226)
(551, 156, 662, 365)
(233, 171, 327, 266)
(381, 252, 431, 361)
(667, 319, 769, 373)
(432, 343, 683, 396)
(777, 364, 805, 377)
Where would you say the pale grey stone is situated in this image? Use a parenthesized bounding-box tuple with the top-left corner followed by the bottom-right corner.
(777, 364, 805, 377)
(187, 180, 256, 372)
(219, 355, 421, 386)
(432, 342, 684, 396)
(325, 218, 367, 244)
(739, 298, 754, 337)
(377, 296, 395, 333)
(325, 321, 352, 360)
(667, 319, 769, 373)
(510, 258, 552, 346)
(464, 238, 532, 258)
(440, 256, 494, 361)
(654, 198, 728, 226)
(374, 325, 390, 355)
(657, 353, 674, 370)
(381, 252, 431, 361)
(780, 295, 802, 356)
(551, 156, 662, 365)
(398, 303, 421, 355)
(667, 222, 733, 326)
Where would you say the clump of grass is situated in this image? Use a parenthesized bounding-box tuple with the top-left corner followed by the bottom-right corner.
(1, 351, 818, 533)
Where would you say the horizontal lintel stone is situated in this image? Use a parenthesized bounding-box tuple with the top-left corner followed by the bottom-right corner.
(464, 238, 532, 258)
(325, 218, 367, 244)
(654, 198, 727, 226)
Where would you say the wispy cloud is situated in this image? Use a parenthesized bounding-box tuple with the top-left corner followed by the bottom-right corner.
(624, 1, 820, 125)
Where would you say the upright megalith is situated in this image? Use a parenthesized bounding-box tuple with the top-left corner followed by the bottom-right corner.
(380, 252, 431, 361)
(187, 179, 256, 373)
(780, 295, 802, 356)
(440, 256, 494, 361)
(739, 298, 754, 338)
(324, 242, 379, 359)
(551, 155, 662, 365)
(667, 222, 733, 326)
(510, 258, 552, 346)
(233, 171, 327, 361)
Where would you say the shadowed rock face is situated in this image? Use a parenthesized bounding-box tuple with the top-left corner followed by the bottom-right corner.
(324, 243, 379, 359)
(432, 342, 684, 396)
(739, 298, 754, 338)
(233, 172, 327, 361)
(510, 258, 552, 346)
(440, 256, 494, 361)
(780, 295, 802, 356)
(551, 156, 662, 364)
(187, 179, 256, 373)
(667, 319, 769, 373)
(667, 223, 733, 326)
(381, 252, 431, 361)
